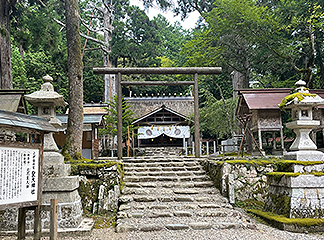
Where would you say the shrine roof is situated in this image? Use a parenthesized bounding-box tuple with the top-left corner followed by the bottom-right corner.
(0, 110, 56, 132)
(56, 114, 104, 125)
(132, 105, 192, 125)
(238, 88, 293, 110)
(0, 89, 29, 113)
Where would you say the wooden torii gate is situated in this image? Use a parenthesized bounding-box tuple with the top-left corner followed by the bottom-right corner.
(93, 67, 222, 159)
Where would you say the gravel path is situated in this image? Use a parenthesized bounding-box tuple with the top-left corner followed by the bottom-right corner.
(2, 222, 324, 240)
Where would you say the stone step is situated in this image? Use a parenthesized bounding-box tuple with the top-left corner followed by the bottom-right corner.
(124, 165, 203, 173)
(119, 201, 232, 212)
(116, 156, 254, 233)
(122, 157, 197, 163)
(123, 175, 210, 183)
(117, 207, 243, 220)
(124, 181, 215, 188)
(124, 170, 205, 177)
(121, 187, 219, 195)
(123, 161, 200, 168)
(119, 194, 228, 204)
(116, 217, 255, 233)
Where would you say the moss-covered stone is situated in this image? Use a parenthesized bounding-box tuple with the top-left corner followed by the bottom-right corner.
(279, 92, 317, 109)
(69, 160, 124, 214)
(249, 209, 324, 227)
(275, 160, 324, 172)
(265, 194, 291, 217)
(267, 172, 302, 182)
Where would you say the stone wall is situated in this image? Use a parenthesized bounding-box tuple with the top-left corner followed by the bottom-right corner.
(70, 161, 122, 214)
(201, 158, 276, 205)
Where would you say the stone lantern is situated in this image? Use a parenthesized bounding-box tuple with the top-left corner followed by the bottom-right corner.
(283, 80, 324, 160)
(25, 75, 66, 152)
(264, 80, 324, 220)
(25, 75, 84, 229)
(285, 80, 323, 150)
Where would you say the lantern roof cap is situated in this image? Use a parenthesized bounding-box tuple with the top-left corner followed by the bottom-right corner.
(25, 75, 67, 107)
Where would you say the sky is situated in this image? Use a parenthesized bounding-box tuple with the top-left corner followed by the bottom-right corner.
(129, 0, 201, 30)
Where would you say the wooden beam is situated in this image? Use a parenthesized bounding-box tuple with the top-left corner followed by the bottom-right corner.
(117, 72, 123, 160)
(121, 81, 194, 86)
(93, 67, 222, 75)
(194, 73, 200, 158)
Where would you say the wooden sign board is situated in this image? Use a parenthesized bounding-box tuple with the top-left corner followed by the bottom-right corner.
(0, 145, 42, 211)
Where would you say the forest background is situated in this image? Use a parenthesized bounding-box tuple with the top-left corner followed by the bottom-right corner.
(8, 0, 324, 141)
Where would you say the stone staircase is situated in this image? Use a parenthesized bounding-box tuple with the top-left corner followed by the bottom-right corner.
(116, 156, 255, 232)
(142, 147, 184, 156)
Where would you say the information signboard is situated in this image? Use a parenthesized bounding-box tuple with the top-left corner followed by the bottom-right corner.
(0, 146, 40, 208)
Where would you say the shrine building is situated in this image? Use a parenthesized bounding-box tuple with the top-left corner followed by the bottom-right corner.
(126, 94, 194, 147)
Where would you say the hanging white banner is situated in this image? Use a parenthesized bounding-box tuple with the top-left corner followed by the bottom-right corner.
(138, 126, 190, 139)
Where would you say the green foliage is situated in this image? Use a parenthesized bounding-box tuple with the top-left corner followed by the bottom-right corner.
(199, 91, 238, 139)
(101, 96, 136, 141)
(181, 0, 324, 89)
(11, 47, 27, 89)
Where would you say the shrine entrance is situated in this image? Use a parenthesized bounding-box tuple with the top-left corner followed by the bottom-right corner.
(132, 105, 192, 148)
(93, 67, 222, 159)
(140, 134, 182, 147)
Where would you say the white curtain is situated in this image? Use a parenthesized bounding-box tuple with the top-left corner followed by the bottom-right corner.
(138, 126, 190, 139)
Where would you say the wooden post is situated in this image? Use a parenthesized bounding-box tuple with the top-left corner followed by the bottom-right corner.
(213, 141, 216, 154)
(280, 128, 285, 150)
(117, 72, 123, 159)
(194, 73, 200, 158)
(34, 205, 42, 240)
(50, 199, 58, 240)
(132, 130, 135, 157)
(192, 141, 195, 156)
(127, 126, 130, 157)
(207, 141, 209, 156)
(18, 208, 27, 240)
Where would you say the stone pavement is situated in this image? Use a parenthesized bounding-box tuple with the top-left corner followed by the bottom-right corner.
(116, 156, 256, 233)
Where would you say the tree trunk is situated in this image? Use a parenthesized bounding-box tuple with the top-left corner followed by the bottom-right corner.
(0, 0, 15, 89)
(103, 5, 116, 102)
(231, 70, 244, 98)
(314, 29, 324, 88)
(63, 0, 84, 159)
(306, 25, 315, 88)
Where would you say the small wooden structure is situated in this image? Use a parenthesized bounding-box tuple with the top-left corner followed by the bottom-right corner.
(236, 89, 292, 154)
(55, 113, 105, 159)
(93, 67, 222, 159)
(0, 109, 56, 240)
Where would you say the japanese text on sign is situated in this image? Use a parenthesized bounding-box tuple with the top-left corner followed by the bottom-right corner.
(0, 147, 39, 206)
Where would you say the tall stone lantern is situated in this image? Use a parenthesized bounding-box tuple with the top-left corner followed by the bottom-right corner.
(283, 80, 324, 160)
(264, 80, 324, 220)
(25, 75, 83, 228)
